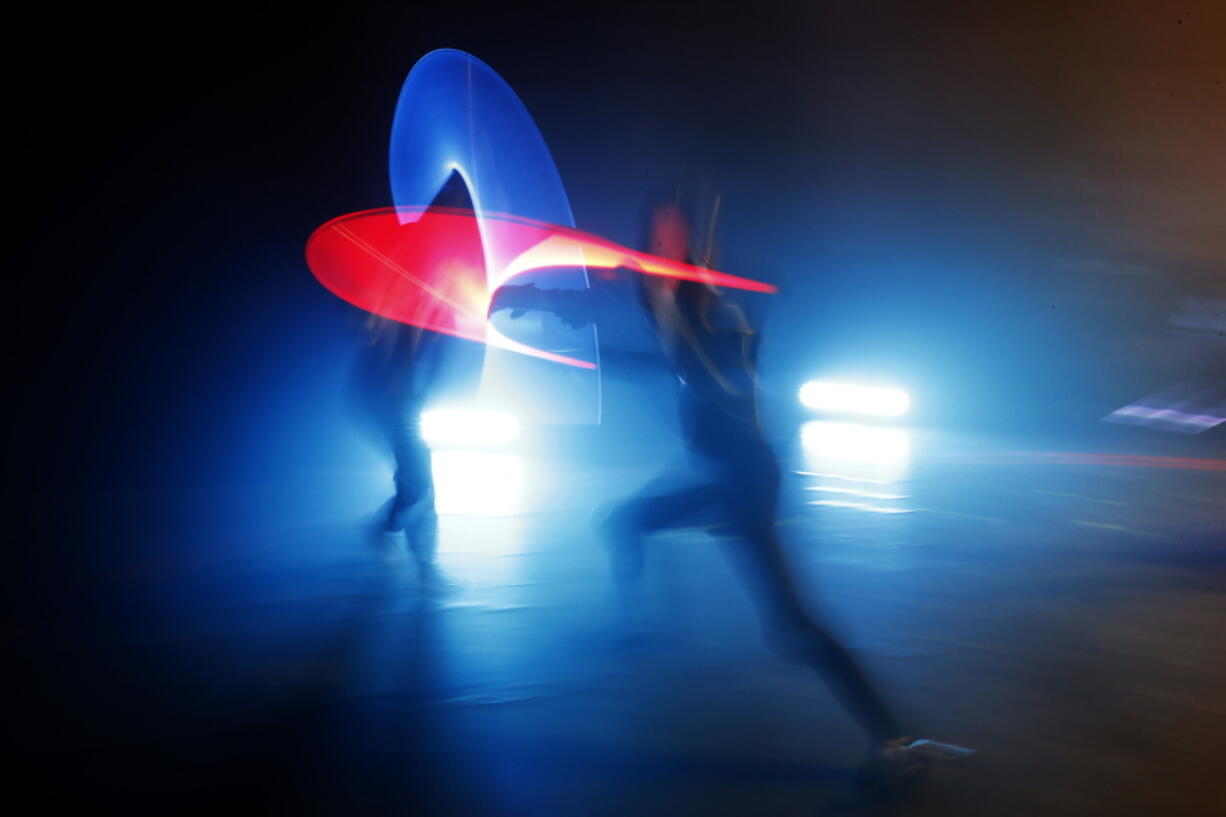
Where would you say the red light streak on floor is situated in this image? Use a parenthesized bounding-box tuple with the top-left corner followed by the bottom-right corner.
(993, 452, 1226, 471)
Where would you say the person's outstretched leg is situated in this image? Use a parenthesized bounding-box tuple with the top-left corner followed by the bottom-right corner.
(724, 522, 902, 744)
(404, 498, 444, 590)
(720, 463, 936, 787)
(716, 448, 902, 745)
(599, 477, 715, 628)
(385, 434, 448, 589)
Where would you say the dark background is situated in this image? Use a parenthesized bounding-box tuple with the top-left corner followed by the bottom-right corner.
(20, 1, 1224, 480)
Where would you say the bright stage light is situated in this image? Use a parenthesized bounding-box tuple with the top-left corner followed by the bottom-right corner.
(431, 451, 524, 516)
(798, 381, 911, 417)
(421, 407, 521, 448)
(800, 421, 910, 463)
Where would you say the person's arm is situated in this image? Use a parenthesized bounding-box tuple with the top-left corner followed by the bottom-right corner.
(487, 283, 595, 328)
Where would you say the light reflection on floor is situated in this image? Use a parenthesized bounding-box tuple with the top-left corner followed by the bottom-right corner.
(37, 427, 1226, 815)
(798, 420, 912, 514)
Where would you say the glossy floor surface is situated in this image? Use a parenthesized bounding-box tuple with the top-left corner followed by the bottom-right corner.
(22, 428, 1226, 815)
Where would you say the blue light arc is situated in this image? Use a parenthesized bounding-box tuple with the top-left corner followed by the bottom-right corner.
(387, 48, 599, 424)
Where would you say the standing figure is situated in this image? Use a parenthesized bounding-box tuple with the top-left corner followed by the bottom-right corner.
(602, 202, 928, 783)
(347, 315, 448, 590)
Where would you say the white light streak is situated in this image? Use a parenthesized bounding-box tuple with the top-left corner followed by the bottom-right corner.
(799, 381, 910, 417)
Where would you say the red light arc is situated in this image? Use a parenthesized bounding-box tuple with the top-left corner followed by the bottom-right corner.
(306, 206, 777, 369)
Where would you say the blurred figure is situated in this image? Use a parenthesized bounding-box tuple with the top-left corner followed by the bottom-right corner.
(602, 201, 929, 784)
(347, 314, 450, 590)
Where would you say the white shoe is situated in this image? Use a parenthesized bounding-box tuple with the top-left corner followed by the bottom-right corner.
(857, 737, 976, 791)
(857, 737, 930, 791)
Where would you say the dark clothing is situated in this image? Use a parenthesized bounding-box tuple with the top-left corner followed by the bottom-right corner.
(671, 300, 762, 457)
(348, 323, 442, 563)
(347, 326, 435, 432)
(605, 287, 901, 744)
(605, 448, 898, 743)
(378, 433, 437, 564)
